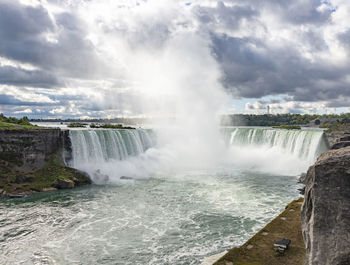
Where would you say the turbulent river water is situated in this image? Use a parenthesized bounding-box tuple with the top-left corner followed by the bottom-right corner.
(0, 127, 327, 265)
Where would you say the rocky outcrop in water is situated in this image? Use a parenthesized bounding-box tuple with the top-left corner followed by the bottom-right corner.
(0, 128, 90, 197)
(301, 147, 350, 265)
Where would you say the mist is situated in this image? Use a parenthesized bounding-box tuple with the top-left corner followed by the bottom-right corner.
(64, 0, 326, 181)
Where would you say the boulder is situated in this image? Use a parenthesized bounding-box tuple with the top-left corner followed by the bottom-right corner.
(120, 176, 133, 180)
(339, 135, 350, 142)
(302, 147, 350, 265)
(298, 172, 307, 184)
(56, 178, 75, 189)
(42, 187, 57, 192)
(93, 169, 109, 184)
(331, 141, 350, 150)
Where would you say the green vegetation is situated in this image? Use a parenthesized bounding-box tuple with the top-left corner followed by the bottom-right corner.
(28, 154, 91, 191)
(215, 198, 305, 265)
(221, 113, 350, 127)
(319, 121, 350, 132)
(272, 125, 301, 130)
(0, 114, 38, 130)
(0, 153, 91, 195)
(67, 122, 87, 128)
(90, 123, 135, 129)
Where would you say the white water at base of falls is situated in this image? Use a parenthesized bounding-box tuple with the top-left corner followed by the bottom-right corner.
(221, 127, 328, 175)
(68, 127, 328, 182)
(69, 129, 156, 182)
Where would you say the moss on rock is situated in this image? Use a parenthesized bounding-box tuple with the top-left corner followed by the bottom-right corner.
(0, 153, 91, 197)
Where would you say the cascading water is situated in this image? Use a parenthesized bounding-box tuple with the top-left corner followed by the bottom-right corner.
(221, 127, 328, 175)
(68, 129, 156, 181)
(68, 127, 328, 180)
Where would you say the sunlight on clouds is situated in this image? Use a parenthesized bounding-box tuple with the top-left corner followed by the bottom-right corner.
(0, 57, 38, 71)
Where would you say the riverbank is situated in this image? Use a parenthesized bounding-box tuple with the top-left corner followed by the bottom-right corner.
(213, 198, 305, 265)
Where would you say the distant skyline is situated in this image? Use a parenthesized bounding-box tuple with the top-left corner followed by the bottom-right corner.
(1, 0, 350, 118)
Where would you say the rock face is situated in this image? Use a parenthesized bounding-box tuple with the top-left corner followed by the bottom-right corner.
(0, 128, 91, 196)
(0, 129, 62, 171)
(56, 178, 75, 189)
(325, 131, 350, 148)
(331, 141, 350, 150)
(301, 147, 350, 265)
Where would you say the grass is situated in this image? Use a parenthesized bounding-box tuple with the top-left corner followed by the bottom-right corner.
(67, 122, 87, 128)
(214, 198, 305, 265)
(0, 121, 39, 130)
(0, 153, 91, 194)
(90, 123, 135, 129)
(0, 114, 39, 130)
(272, 125, 301, 130)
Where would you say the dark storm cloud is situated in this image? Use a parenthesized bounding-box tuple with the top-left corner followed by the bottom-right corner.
(195, 0, 350, 108)
(0, 66, 60, 88)
(210, 29, 350, 106)
(0, 0, 109, 79)
(0, 0, 54, 40)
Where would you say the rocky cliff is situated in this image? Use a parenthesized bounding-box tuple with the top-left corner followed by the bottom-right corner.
(0, 129, 63, 170)
(0, 129, 90, 197)
(301, 147, 350, 265)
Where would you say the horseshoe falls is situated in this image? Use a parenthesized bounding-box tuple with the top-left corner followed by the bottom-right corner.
(0, 127, 328, 265)
(221, 127, 328, 175)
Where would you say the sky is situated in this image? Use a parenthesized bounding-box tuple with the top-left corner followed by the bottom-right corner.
(0, 0, 350, 118)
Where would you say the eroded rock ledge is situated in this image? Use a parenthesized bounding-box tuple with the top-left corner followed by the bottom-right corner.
(0, 129, 91, 197)
(302, 146, 350, 265)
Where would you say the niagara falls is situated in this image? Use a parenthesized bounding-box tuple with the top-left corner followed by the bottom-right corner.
(1, 0, 350, 265)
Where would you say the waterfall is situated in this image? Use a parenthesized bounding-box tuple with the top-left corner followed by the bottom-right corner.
(67, 127, 328, 181)
(69, 129, 155, 169)
(221, 127, 328, 168)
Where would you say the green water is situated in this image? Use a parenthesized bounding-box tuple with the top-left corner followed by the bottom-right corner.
(0, 170, 301, 265)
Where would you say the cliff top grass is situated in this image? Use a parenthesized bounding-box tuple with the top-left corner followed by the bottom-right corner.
(67, 122, 87, 128)
(90, 123, 135, 129)
(214, 198, 305, 265)
(272, 125, 301, 130)
(0, 114, 39, 130)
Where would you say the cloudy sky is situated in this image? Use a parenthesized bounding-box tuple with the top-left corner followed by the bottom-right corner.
(0, 0, 350, 118)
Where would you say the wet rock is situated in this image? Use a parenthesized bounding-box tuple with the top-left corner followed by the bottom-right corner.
(56, 179, 75, 189)
(298, 187, 305, 195)
(14, 175, 30, 184)
(120, 176, 133, 180)
(93, 169, 109, 184)
(298, 173, 307, 184)
(302, 146, 350, 265)
(331, 141, 350, 150)
(42, 187, 57, 192)
(339, 135, 350, 142)
(7, 194, 27, 198)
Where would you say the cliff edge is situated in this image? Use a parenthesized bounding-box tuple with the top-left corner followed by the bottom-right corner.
(0, 128, 91, 197)
(301, 146, 350, 265)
